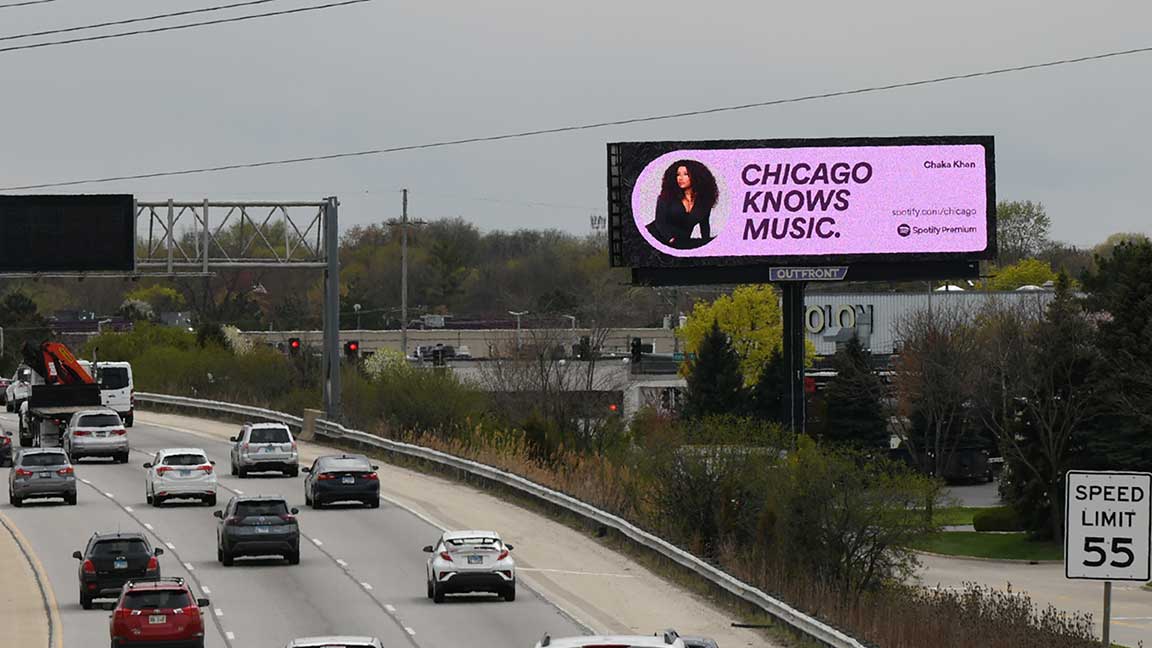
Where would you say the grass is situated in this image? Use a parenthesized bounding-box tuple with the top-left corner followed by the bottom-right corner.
(903, 506, 985, 526)
(911, 531, 1063, 561)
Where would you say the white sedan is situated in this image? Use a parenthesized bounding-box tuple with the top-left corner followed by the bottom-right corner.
(424, 530, 516, 602)
(144, 448, 217, 506)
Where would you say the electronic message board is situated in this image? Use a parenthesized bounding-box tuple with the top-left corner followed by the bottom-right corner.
(0, 195, 135, 272)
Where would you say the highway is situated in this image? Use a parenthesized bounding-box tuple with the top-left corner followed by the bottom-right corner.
(0, 411, 587, 648)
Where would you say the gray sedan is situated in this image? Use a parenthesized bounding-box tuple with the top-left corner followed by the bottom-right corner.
(9, 448, 77, 506)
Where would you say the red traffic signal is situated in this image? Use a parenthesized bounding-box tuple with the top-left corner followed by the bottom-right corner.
(344, 340, 360, 358)
(288, 338, 302, 352)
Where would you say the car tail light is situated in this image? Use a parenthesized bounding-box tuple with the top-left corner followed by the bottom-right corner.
(57, 466, 74, 476)
(0, 437, 9, 446)
(317, 473, 337, 480)
(291, 441, 298, 450)
(197, 464, 213, 474)
(439, 551, 453, 562)
(241, 443, 250, 452)
(111, 428, 127, 436)
(82, 559, 96, 574)
(73, 430, 91, 437)
(279, 514, 296, 523)
(497, 549, 509, 561)
(156, 466, 173, 475)
(363, 472, 379, 481)
(13, 468, 32, 477)
(224, 516, 240, 526)
(147, 556, 159, 572)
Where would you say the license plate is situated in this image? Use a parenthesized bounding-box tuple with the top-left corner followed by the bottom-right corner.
(341, 476, 355, 484)
(148, 615, 166, 624)
(261, 446, 273, 453)
(255, 526, 271, 534)
(114, 558, 128, 569)
(179, 469, 191, 477)
(96, 431, 107, 438)
(468, 555, 483, 565)
(38, 472, 52, 479)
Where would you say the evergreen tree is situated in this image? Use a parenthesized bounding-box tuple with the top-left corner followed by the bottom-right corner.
(823, 336, 889, 449)
(683, 320, 745, 419)
(750, 347, 787, 424)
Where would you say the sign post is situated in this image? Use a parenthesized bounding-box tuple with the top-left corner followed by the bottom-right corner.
(1065, 470, 1152, 646)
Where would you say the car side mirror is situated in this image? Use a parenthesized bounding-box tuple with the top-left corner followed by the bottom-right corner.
(422, 545, 434, 553)
(101, 601, 117, 611)
(505, 544, 514, 550)
(72, 551, 83, 560)
(209, 460, 216, 466)
(154, 547, 164, 556)
(213, 510, 224, 519)
(371, 465, 379, 471)
(142, 462, 152, 469)
(196, 598, 210, 608)
(290, 508, 299, 515)
(230, 436, 239, 442)
(301, 467, 310, 473)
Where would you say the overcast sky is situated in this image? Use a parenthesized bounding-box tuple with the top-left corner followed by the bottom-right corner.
(1, 0, 1149, 246)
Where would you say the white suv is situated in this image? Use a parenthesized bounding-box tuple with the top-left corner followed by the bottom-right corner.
(424, 529, 516, 603)
(63, 409, 129, 463)
(229, 423, 298, 477)
(536, 631, 695, 648)
(144, 448, 217, 506)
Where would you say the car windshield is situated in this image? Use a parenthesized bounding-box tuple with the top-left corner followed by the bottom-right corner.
(122, 589, 190, 610)
(321, 458, 372, 472)
(18, 453, 68, 467)
(92, 539, 150, 556)
(78, 414, 121, 427)
(249, 428, 290, 443)
(162, 454, 207, 466)
(97, 367, 130, 390)
(235, 500, 289, 517)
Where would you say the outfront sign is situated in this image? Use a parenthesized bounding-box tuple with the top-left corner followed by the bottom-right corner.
(608, 137, 995, 271)
(768, 266, 848, 282)
(1065, 470, 1152, 581)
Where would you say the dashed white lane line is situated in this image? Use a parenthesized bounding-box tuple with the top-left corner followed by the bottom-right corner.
(214, 608, 224, 617)
(404, 627, 416, 636)
(360, 582, 373, 591)
(384, 604, 396, 613)
(165, 542, 176, 550)
(105, 492, 115, 498)
(336, 559, 348, 567)
(183, 562, 195, 571)
(310, 537, 323, 546)
(233, 489, 244, 495)
(517, 567, 636, 578)
(143, 523, 154, 531)
(124, 506, 134, 512)
(80, 478, 91, 484)
(201, 585, 211, 594)
(225, 631, 235, 640)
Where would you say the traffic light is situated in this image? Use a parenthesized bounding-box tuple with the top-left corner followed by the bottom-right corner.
(287, 338, 302, 354)
(344, 340, 360, 360)
(630, 337, 642, 362)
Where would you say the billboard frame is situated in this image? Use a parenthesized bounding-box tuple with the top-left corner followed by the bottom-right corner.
(608, 135, 996, 280)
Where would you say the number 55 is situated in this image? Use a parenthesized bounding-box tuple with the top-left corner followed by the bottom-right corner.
(1084, 537, 1135, 568)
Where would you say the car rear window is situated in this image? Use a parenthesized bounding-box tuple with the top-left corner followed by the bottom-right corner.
(446, 537, 500, 547)
(98, 367, 130, 390)
(162, 454, 208, 466)
(249, 427, 290, 443)
(122, 589, 191, 610)
(235, 500, 289, 517)
(93, 539, 150, 556)
(78, 414, 121, 427)
(321, 458, 372, 472)
(18, 453, 68, 467)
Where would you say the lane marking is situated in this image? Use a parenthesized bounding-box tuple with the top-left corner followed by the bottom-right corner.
(124, 506, 134, 512)
(104, 492, 115, 498)
(165, 542, 176, 550)
(385, 604, 396, 613)
(233, 489, 244, 495)
(225, 631, 235, 640)
(201, 585, 211, 594)
(404, 627, 416, 636)
(310, 537, 323, 546)
(144, 523, 154, 530)
(1113, 616, 1152, 620)
(184, 562, 195, 571)
(214, 608, 224, 617)
(360, 582, 373, 591)
(80, 478, 91, 484)
(517, 567, 636, 578)
(0, 510, 64, 648)
(336, 558, 348, 567)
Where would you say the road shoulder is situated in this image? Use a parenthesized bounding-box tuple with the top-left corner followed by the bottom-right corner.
(0, 509, 60, 648)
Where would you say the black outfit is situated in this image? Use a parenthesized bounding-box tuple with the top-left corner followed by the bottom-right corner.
(646, 196, 713, 250)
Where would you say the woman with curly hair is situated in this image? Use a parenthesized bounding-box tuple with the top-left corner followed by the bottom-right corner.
(646, 159, 719, 250)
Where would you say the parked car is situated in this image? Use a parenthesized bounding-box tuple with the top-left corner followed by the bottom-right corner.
(303, 454, 380, 509)
(63, 409, 129, 463)
(144, 448, 217, 506)
(424, 530, 515, 603)
(0, 428, 12, 467)
(9, 448, 76, 506)
(536, 631, 689, 648)
(229, 422, 298, 477)
(78, 360, 135, 427)
(105, 576, 209, 648)
(285, 638, 384, 648)
(73, 531, 163, 609)
(215, 495, 300, 565)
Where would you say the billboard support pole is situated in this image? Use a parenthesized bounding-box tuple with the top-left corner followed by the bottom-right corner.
(322, 196, 341, 421)
(781, 282, 806, 437)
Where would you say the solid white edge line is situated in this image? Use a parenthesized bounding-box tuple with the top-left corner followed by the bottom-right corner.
(518, 568, 636, 578)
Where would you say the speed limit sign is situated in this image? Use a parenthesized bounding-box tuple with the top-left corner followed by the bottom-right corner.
(1065, 470, 1151, 581)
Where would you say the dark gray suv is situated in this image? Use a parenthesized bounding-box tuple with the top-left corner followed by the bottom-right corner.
(215, 496, 300, 566)
(9, 448, 76, 506)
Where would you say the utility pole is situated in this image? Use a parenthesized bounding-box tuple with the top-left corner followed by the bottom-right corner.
(390, 189, 426, 359)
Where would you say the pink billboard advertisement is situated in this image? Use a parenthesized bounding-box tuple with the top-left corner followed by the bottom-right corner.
(611, 137, 995, 268)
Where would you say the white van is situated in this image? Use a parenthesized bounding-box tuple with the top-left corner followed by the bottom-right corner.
(78, 361, 135, 427)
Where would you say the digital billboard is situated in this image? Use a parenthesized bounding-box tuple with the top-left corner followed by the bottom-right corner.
(0, 194, 136, 272)
(608, 137, 995, 274)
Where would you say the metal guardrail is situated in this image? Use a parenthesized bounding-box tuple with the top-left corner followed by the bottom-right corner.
(136, 392, 866, 648)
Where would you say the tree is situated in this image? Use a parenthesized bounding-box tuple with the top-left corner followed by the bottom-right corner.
(996, 201, 1051, 265)
(749, 347, 787, 424)
(677, 285, 785, 384)
(0, 290, 51, 373)
(1081, 241, 1152, 473)
(823, 336, 889, 449)
(986, 258, 1057, 291)
(682, 321, 745, 419)
(124, 285, 186, 316)
(1090, 232, 1149, 261)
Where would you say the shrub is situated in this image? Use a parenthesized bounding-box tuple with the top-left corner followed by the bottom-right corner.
(973, 506, 1024, 532)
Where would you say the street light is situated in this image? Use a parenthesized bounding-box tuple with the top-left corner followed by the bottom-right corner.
(561, 315, 577, 331)
(353, 303, 362, 330)
(509, 310, 529, 351)
(97, 318, 113, 334)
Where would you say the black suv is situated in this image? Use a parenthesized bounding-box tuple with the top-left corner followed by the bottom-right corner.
(214, 495, 300, 566)
(73, 532, 163, 609)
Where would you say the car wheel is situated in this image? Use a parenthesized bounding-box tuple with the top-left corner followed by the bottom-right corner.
(285, 467, 298, 478)
(426, 579, 434, 599)
(221, 548, 234, 567)
(80, 590, 93, 610)
(153, 495, 164, 507)
(304, 489, 312, 506)
(230, 462, 237, 476)
(65, 492, 77, 506)
(10, 494, 22, 507)
(145, 490, 154, 505)
(237, 466, 248, 478)
(118, 453, 129, 464)
(204, 494, 216, 507)
(312, 495, 323, 510)
(432, 580, 445, 603)
(367, 498, 380, 509)
(125, 413, 134, 428)
(286, 551, 300, 565)
(503, 583, 516, 602)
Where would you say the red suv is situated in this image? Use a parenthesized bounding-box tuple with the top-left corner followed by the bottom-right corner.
(106, 577, 210, 648)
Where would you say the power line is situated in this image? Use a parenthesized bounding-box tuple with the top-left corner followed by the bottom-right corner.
(0, 0, 285, 42)
(0, 0, 371, 54)
(0, 0, 56, 9)
(3, 44, 1151, 191)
